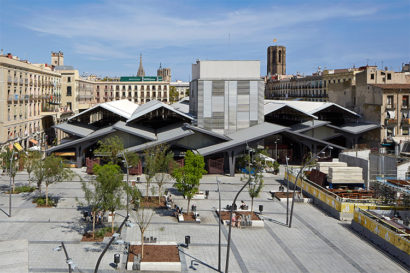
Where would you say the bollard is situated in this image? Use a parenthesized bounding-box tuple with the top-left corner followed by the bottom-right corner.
(114, 253, 120, 267)
(185, 235, 191, 248)
(259, 205, 263, 214)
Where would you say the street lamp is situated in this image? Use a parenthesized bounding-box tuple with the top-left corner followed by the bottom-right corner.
(53, 242, 74, 273)
(120, 151, 130, 216)
(225, 178, 256, 273)
(216, 177, 222, 272)
(288, 145, 332, 228)
(94, 214, 129, 273)
(9, 149, 17, 217)
(285, 156, 290, 226)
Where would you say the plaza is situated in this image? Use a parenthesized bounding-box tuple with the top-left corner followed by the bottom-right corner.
(0, 168, 407, 273)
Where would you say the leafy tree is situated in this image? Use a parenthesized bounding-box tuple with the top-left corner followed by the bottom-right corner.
(153, 145, 175, 204)
(94, 136, 124, 165)
(134, 207, 153, 259)
(143, 147, 157, 199)
(169, 86, 179, 103)
(242, 149, 266, 212)
(93, 163, 124, 233)
(172, 150, 207, 215)
(1, 148, 19, 193)
(25, 151, 41, 185)
(43, 155, 74, 206)
(78, 180, 102, 239)
(185, 88, 189, 97)
(32, 159, 46, 194)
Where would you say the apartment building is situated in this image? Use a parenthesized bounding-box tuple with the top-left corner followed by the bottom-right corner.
(170, 80, 189, 100)
(265, 73, 328, 102)
(0, 53, 62, 149)
(94, 77, 169, 105)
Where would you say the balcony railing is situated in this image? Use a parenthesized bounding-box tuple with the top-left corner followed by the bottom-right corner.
(401, 118, 410, 125)
(386, 104, 394, 110)
(385, 119, 397, 126)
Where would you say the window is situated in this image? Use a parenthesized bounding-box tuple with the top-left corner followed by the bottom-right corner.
(370, 73, 375, 80)
(67, 77, 71, 82)
(67, 102, 72, 110)
(403, 128, 409, 135)
(67, 86, 72, 96)
(387, 73, 391, 80)
(403, 96, 409, 108)
(387, 95, 394, 108)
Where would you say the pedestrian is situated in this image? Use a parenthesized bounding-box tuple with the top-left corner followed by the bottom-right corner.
(237, 214, 242, 228)
(232, 213, 236, 227)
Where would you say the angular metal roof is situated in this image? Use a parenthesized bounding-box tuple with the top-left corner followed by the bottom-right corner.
(264, 100, 359, 117)
(69, 99, 139, 121)
(112, 121, 156, 140)
(47, 125, 116, 153)
(197, 122, 288, 156)
(184, 124, 231, 140)
(326, 123, 380, 135)
(290, 120, 330, 132)
(264, 102, 317, 119)
(283, 130, 346, 150)
(53, 122, 96, 137)
(124, 124, 194, 153)
(171, 97, 190, 114)
(127, 99, 193, 123)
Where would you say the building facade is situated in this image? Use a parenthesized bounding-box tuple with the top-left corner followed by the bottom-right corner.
(170, 80, 189, 100)
(190, 60, 264, 134)
(265, 74, 327, 102)
(0, 53, 62, 149)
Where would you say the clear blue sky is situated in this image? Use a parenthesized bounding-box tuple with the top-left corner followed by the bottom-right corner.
(1, 0, 409, 81)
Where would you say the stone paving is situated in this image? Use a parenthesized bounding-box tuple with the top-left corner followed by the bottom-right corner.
(0, 168, 408, 273)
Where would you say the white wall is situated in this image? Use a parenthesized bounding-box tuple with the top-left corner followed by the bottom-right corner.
(192, 60, 260, 80)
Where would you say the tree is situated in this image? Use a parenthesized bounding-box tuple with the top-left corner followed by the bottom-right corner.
(25, 151, 41, 185)
(242, 149, 266, 212)
(143, 147, 157, 199)
(172, 151, 207, 215)
(78, 180, 102, 239)
(93, 163, 124, 233)
(1, 148, 18, 193)
(32, 159, 46, 194)
(169, 86, 179, 103)
(153, 145, 175, 204)
(94, 136, 124, 165)
(43, 155, 74, 206)
(134, 207, 153, 259)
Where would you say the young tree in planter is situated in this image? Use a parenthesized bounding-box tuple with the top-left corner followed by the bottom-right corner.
(134, 206, 154, 259)
(242, 149, 266, 212)
(78, 180, 103, 239)
(93, 163, 124, 233)
(94, 136, 124, 165)
(172, 150, 207, 215)
(32, 159, 46, 194)
(1, 148, 18, 193)
(43, 155, 74, 206)
(143, 147, 157, 201)
(154, 145, 175, 205)
(25, 151, 41, 185)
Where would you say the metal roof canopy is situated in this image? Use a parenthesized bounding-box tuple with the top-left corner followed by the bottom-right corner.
(197, 122, 288, 156)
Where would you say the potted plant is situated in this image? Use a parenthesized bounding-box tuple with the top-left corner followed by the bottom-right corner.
(273, 161, 280, 175)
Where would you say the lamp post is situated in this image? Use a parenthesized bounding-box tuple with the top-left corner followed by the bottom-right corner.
(94, 214, 129, 273)
(288, 145, 332, 228)
(285, 156, 290, 226)
(54, 242, 73, 273)
(9, 149, 16, 217)
(225, 178, 255, 273)
(216, 177, 222, 272)
(120, 151, 130, 216)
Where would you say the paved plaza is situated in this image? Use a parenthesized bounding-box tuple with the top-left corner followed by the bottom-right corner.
(0, 168, 408, 273)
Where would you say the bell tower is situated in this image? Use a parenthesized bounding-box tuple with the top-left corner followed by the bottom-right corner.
(267, 45, 286, 76)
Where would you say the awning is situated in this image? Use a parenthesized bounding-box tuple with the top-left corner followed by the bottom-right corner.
(387, 111, 396, 119)
(29, 139, 38, 145)
(54, 152, 75, 156)
(14, 143, 23, 152)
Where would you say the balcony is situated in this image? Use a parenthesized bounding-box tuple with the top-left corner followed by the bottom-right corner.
(385, 119, 397, 126)
(8, 77, 12, 83)
(8, 96, 13, 103)
(401, 104, 408, 110)
(401, 118, 410, 127)
(386, 104, 395, 110)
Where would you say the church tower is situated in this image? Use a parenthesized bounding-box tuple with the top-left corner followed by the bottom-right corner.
(267, 45, 286, 76)
(137, 54, 145, 77)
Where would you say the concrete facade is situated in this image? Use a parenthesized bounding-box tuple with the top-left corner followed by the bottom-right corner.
(190, 60, 264, 134)
(0, 53, 63, 149)
(170, 80, 189, 99)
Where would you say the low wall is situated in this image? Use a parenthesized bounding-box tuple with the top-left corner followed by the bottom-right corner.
(351, 209, 410, 267)
(285, 170, 381, 220)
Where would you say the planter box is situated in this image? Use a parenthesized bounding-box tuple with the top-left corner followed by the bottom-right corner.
(127, 242, 181, 272)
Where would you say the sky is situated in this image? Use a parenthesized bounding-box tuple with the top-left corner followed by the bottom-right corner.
(0, 0, 409, 81)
